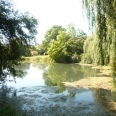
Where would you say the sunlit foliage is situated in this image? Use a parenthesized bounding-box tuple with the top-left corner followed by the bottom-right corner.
(66, 23, 87, 39)
(48, 31, 84, 63)
(43, 24, 86, 63)
(42, 25, 65, 52)
(81, 0, 116, 77)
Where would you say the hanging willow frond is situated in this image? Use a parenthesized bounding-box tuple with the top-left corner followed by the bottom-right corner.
(81, 0, 116, 77)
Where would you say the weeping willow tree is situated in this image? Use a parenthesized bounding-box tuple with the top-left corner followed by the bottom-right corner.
(82, 0, 116, 77)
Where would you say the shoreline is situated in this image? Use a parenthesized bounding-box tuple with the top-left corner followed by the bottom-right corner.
(63, 63, 114, 91)
(62, 63, 116, 113)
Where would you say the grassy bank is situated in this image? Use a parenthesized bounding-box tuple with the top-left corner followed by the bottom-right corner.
(22, 55, 53, 63)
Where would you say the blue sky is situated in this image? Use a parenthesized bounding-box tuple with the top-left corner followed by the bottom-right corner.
(13, 0, 89, 43)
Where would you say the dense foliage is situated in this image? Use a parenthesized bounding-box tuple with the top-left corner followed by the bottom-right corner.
(0, 0, 38, 80)
(81, 36, 95, 64)
(47, 26, 86, 63)
(42, 25, 65, 52)
(66, 23, 87, 39)
(48, 31, 72, 63)
(81, 0, 116, 77)
(34, 44, 45, 55)
(42, 24, 86, 63)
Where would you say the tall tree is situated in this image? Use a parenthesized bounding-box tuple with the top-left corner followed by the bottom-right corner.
(48, 31, 84, 63)
(0, 0, 38, 80)
(42, 25, 65, 52)
(81, 0, 116, 77)
(76, 29, 87, 39)
(66, 23, 87, 39)
(66, 23, 77, 38)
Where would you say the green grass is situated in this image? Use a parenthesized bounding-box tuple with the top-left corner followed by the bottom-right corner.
(22, 55, 54, 63)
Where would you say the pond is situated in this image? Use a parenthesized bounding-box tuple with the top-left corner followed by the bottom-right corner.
(7, 63, 98, 89)
(1, 63, 116, 115)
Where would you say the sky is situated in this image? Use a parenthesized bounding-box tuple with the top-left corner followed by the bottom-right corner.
(13, 0, 89, 44)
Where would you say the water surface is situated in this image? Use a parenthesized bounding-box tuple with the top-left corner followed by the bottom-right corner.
(7, 63, 98, 89)
(3, 63, 116, 115)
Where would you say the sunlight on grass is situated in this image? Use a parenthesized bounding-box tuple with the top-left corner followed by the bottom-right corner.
(22, 55, 53, 63)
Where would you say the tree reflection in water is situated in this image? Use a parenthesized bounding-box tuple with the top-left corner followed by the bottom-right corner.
(0, 63, 30, 85)
(93, 87, 116, 113)
(0, 62, 116, 115)
(42, 63, 116, 113)
(0, 63, 31, 115)
(43, 63, 99, 93)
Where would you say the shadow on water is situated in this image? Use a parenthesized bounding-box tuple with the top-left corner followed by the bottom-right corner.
(0, 85, 27, 116)
(0, 63, 30, 116)
(92, 87, 116, 114)
(0, 63, 30, 85)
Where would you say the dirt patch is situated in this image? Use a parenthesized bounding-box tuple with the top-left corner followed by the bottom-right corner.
(65, 64, 113, 90)
(62, 77, 113, 90)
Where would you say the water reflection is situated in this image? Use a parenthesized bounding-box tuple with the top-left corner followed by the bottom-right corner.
(0, 63, 29, 85)
(92, 88, 116, 113)
(6, 63, 99, 91)
(5, 63, 30, 88)
(43, 63, 99, 92)
(7, 63, 45, 89)
(1, 63, 116, 115)
(0, 85, 116, 115)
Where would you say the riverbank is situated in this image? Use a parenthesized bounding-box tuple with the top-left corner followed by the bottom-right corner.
(63, 76, 113, 90)
(22, 55, 53, 63)
(63, 63, 113, 90)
